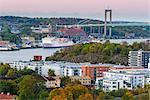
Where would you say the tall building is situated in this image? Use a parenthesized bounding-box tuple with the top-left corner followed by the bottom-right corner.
(128, 50, 150, 68)
(148, 58, 150, 69)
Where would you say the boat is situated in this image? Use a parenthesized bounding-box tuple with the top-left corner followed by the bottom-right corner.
(0, 46, 12, 51)
(42, 37, 74, 48)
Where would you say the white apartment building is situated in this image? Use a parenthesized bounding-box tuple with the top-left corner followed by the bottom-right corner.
(9, 61, 89, 77)
(60, 62, 84, 76)
(148, 58, 150, 69)
(128, 50, 150, 68)
(103, 72, 145, 92)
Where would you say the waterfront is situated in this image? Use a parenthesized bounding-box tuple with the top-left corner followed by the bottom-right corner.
(0, 48, 60, 63)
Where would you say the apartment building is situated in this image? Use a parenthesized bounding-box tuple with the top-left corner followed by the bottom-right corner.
(82, 64, 112, 81)
(128, 50, 150, 68)
(70, 76, 91, 86)
(102, 71, 145, 92)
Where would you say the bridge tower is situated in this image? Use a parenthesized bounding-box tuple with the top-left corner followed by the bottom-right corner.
(104, 9, 112, 38)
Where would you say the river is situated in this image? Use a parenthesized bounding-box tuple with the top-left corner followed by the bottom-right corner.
(0, 48, 60, 63)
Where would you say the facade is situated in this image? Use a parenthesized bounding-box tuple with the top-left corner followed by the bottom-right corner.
(82, 64, 112, 81)
(44, 77, 61, 88)
(148, 58, 150, 69)
(70, 76, 91, 85)
(95, 77, 103, 89)
(103, 71, 145, 92)
(128, 50, 150, 68)
(31, 24, 52, 34)
(60, 63, 83, 76)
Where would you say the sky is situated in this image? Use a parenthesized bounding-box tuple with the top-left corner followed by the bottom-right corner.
(0, 0, 150, 22)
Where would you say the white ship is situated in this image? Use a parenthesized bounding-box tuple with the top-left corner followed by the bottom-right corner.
(42, 37, 74, 48)
(0, 46, 12, 51)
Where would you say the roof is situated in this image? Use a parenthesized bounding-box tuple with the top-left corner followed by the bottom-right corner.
(0, 93, 16, 100)
(58, 28, 88, 37)
(70, 76, 91, 79)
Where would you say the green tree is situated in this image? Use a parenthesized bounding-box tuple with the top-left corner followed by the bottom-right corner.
(6, 68, 17, 78)
(60, 76, 71, 87)
(38, 89, 49, 100)
(48, 69, 56, 77)
(0, 80, 17, 94)
(121, 91, 134, 100)
(0, 64, 11, 76)
(18, 75, 38, 100)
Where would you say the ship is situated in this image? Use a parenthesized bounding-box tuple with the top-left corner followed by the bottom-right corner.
(42, 37, 74, 48)
(0, 41, 19, 51)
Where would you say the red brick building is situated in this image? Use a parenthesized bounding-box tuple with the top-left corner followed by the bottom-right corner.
(82, 65, 111, 80)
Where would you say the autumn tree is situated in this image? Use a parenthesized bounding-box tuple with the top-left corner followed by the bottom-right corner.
(121, 91, 134, 100)
(78, 93, 93, 100)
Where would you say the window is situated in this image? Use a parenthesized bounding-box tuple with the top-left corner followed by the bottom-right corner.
(113, 86, 116, 88)
(113, 82, 116, 84)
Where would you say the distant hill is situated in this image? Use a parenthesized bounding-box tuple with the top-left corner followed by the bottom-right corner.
(0, 16, 103, 26)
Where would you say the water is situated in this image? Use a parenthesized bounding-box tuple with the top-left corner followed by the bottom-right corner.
(0, 48, 60, 63)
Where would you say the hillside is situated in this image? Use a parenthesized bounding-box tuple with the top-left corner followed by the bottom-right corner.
(46, 41, 150, 65)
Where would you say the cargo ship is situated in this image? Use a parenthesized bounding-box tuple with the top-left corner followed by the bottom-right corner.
(42, 37, 74, 48)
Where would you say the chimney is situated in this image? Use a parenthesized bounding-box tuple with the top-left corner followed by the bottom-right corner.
(7, 92, 10, 95)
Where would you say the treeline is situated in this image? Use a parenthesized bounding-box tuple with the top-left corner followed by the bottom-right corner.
(0, 64, 48, 99)
(46, 41, 150, 65)
(49, 84, 150, 100)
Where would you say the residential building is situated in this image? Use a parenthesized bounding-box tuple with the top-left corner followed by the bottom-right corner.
(95, 77, 103, 89)
(148, 58, 150, 69)
(128, 50, 150, 68)
(82, 64, 112, 81)
(60, 63, 83, 76)
(70, 76, 91, 85)
(103, 71, 145, 92)
(31, 24, 52, 33)
(95, 66, 145, 89)
(44, 76, 61, 88)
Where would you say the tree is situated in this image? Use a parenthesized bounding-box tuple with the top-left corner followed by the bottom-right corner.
(0, 80, 17, 94)
(48, 69, 56, 77)
(6, 68, 17, 78)
(60, 76, 71, 87)
(18, 75, 38, 100)
(78, 93, 93, 100)
(109, 89, 128, 97)
(121, 91, 134, 100)
(38, 90, 49, 100)
(0, 64, 11, 76)
(97, 91, 105, 100)
(145, 84, 150, 99)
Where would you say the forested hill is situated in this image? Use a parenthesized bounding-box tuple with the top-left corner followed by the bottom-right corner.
(46, 42, 150, 65)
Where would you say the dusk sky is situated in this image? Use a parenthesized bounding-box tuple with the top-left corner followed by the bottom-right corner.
(0, 0, 150, 22)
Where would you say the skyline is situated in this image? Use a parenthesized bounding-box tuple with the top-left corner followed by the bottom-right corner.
(0, 0, 150, 22)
